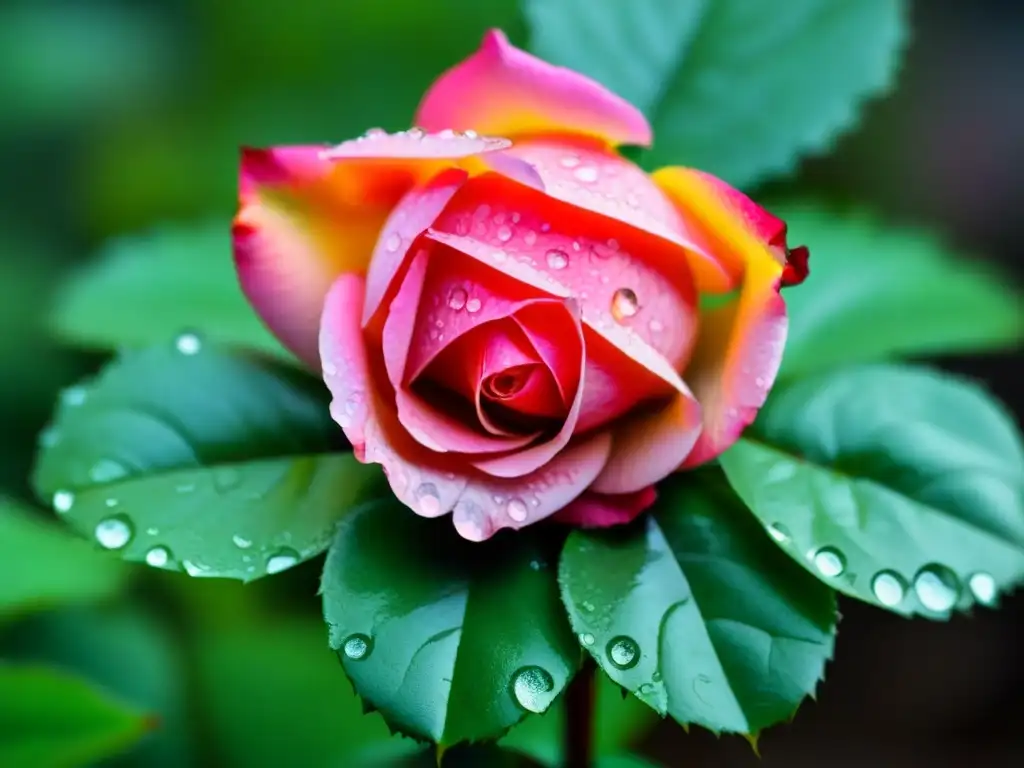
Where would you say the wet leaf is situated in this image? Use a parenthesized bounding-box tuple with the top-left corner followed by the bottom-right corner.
(559, 473, 836, 735)
(721, 364, 1024, 617)
(33, 343, 385, 581)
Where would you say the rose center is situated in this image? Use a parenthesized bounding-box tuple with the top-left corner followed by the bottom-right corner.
(482, 366, 532, 400)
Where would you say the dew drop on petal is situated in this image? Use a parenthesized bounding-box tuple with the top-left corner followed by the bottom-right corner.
(385, 233, 402, 253)
(415, 483, 442, 516)
(610, 288, 639, 321)
(871, 570, 907, 607)
(545, 249, 569, 270)
(95, 515, 133, 550)
(511, 666, 555, 713)
(145, 546, 171, 568)
(447, 287, 468, 311)
(465, 297, 482, 314)
(559, 154, 580, 168)
(497, 225, 513, 242)
(507, 497, 528, 522)
(343, 633, 373, 660)
(573, 166, 599, 183)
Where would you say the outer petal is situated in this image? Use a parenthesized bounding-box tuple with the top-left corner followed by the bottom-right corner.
(552, 486, 657, 528)
(234, 129, 514, 366)
(681, 253, 788, 468)
(650, 166, 810, 292)
(415, 29, 651, 148)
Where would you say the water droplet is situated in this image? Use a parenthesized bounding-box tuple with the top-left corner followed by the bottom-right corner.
(968, 572, 997, 605)
(463, 129, 478, 139)
(581, 600, 596, 613)
(89, 458, 129, 484)
(492, 249, 508, 262)
(146, 527, 159, 536)
(232, 534, 253, 549)
(523, 229, 537, 246)
(52, 490, 74, 514)
(175, 482, 196, 494)
(447, 287, 468, 310)
(607, 636, 640, 670)
(406, 127, 425, 139)
(415, 483, 441, 516)
(323, 360, 337, 376)
(39, 426, 60, 448)
(465, 297, 482, 314)
(813, 547, 845, 578)
(639, 683, 655, 696)
(213, 467, 241, 493)
(182, 559, 216, 577)
(507, 498, 528, 522)
(574, 165, 599, 183)
(579, 632, 595, 646)
(266, 548, 299, 575)
(871, 570, 907, 607)
(175, 332, 202, 355)
(610, 288, 639, 321)
(545, 249, 569, 270)
(343, 633, 372, 660)
(511, 666, 555, 713)
(767, 522, 791, 543)
(496, 225, 513, 242)
(145, 546, 171, 568)
(559, 154, 580, 168)
(95, 516, 133, 550)
(913, 564, 960, 612)
(104, 498, 118, 508)
(529, 558, 545, 571)
(62, 387, 87, 406)
(648, 319, 664, 333)
(363, 127, 386, 138)
(385, 233, 402, 252)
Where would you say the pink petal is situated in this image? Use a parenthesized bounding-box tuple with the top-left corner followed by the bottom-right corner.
(590, 389, 703, 495)
(236, 130, 517, 367)
(415, 29, 651, 148)
(681, 255, 788, 468)
(451, 432, 614, 542)
(552, 486, 657, 528)
(492, 140, 737, 293)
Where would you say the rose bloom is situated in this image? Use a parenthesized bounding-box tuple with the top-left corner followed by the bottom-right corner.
(233, 30, 808, 541)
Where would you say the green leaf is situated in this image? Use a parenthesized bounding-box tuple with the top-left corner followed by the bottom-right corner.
(321, 498, 581, 746)
(720, 364, 1024, 617)
(0, 498, 125, 620)
(501, 672, 657, 765)
(50, 222, 287, 360)
(352, 742, 546, 767)
(1, 605, 195, 768)
(524, 0, 907, 186)
(559, 473, 836, 735)
(194, 616, 396, 765)
(0, 663, 150, 766)
(33, 342, 386, 581)
(778, 205, 1023, 378)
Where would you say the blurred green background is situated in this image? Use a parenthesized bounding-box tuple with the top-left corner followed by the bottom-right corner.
(1, 0, 1021, 765)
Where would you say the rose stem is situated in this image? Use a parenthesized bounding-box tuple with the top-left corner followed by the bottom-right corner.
(565, 657, 597, 768)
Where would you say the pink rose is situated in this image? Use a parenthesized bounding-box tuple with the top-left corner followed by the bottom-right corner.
(233, 30, 808, 541)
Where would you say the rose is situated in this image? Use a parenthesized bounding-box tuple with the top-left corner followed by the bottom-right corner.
(233, 30, 808, 541)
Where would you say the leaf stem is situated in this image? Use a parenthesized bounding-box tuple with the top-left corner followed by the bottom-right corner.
(565, 657, 597, 768)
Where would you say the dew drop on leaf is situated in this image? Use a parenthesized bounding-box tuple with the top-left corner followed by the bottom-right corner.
(343, 633, 373, 661)
(145, 546, 171, 568)
(913, 564, 960, 612)
(175, 332, 202, 355)
(579, 632, 595, 647)
(870, 570, 907, 607)
(812, 547, 845, 578)
(265, 547, 300, 575)
(94, 515, 133, 550)
(766, 522, 790, 543)
(606, 636, 640, 670)
(511, 666, 555, 713)
(232, 534, 253, 549)
(968, 572, 997, 606)
(88, 458, 129, 484)
(52, 490, 74, 514)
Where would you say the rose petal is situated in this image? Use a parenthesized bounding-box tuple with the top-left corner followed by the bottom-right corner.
(651, 166, 810, 291)
(551, 486, 657, 528)
(451, 432, 614, 542)
(415, 29, 651, 148)
(590, 388, 703, 495)
(235, 130, 524, 366)
(681, 254, 788, 467)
